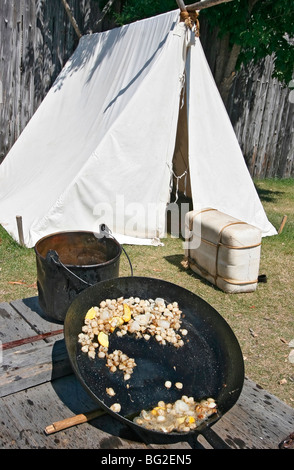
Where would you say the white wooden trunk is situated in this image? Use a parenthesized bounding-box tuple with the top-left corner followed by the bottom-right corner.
(184, 209, 262, 293)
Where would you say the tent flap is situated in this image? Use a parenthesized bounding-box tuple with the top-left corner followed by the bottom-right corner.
(186, 38, 276, 237)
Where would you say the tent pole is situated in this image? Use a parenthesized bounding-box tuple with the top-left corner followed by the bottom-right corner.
(176, 0, 234, 13)
(186, 0, 234, 11)
(176, 1, 187, 11)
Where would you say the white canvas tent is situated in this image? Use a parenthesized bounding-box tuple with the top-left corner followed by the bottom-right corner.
(0, 10, 277, 248)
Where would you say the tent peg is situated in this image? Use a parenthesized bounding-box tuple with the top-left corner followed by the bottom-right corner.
(16, 215, 25, 246)
(278, 215, 287, 234)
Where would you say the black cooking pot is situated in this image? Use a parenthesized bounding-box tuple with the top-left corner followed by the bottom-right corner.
(34, 227, 124, 322)
(64, 276, 244, 448)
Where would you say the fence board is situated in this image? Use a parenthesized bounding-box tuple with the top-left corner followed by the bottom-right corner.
(0, 0, 89, 163)
(227, 56, 294, 178)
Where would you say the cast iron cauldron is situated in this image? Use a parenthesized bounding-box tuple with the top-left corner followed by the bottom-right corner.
(35, 229, 122, 322)
(64, 276, 244, 448)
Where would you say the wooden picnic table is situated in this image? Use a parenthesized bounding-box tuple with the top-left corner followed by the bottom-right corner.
(0, 296, 293, 451)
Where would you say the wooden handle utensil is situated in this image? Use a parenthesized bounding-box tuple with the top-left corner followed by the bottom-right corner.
(45, 409, 106, 435)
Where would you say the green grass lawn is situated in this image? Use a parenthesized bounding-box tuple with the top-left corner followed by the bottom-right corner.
(0, 178, 293, 407)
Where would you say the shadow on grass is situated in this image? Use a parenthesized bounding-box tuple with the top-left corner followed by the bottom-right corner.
(164, 254, 220, 292)
(254, 184, 284, 203)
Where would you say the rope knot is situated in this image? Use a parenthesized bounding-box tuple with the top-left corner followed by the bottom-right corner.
(180, 10, 200, 37)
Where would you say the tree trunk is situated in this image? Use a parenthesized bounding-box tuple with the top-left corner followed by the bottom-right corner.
(214, 0, 260, 106)
(200, 22, 242, 108)
(217, 38, 241, 106)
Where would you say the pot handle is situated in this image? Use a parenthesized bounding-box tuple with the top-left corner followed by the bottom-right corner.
(99, 224, 133, 276)
(47, 250, 92, 288)
(198, 426, 231, 449)
(46, 225, 133, 289)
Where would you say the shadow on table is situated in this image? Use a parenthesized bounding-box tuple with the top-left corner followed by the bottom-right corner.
(49, 340, 149, 445)
(49, 340, 205, 448)
(21, 296, 63, 325)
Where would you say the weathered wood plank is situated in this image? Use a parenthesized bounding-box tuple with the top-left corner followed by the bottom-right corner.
(0, 299, 67, 397)
(0, 374, 191, 449)
(200, 377, 294, 449)
(10, 297, 64, 338)
(0, 302, 39, 343)
(1, 373, 293, 449)
(1, 298, 293, 449)
(0, 337, 71, 397)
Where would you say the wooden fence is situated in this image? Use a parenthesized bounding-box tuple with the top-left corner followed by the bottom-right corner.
(227, 57, 294, 178)
(0, 1, 293, 177)
(0, 0, 103, 163)
(200, 20, 294, 179)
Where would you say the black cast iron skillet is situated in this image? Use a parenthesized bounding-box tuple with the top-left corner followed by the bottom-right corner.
(64, 276, 244, 448)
